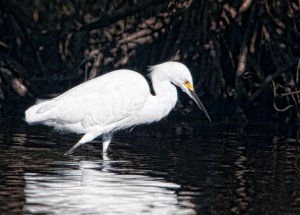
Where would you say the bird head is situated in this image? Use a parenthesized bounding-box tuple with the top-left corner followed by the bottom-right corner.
(149, 62, 211, 122)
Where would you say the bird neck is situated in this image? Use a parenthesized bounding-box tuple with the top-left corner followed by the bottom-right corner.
(152, 80, 178, 116)
(139, 78, 178, 124)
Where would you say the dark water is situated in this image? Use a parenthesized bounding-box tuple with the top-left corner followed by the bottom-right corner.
(1, 115, 300, 214)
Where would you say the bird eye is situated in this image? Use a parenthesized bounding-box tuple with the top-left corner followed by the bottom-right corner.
(184, 81, 194, 91)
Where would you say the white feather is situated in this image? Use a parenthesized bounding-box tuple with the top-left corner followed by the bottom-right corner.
(25, 62, 210, 155)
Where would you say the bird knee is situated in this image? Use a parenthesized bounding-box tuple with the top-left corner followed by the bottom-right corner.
(79, 132, 99, 144)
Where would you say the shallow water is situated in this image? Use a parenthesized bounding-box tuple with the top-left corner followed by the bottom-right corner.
(1, 115, 300, 214)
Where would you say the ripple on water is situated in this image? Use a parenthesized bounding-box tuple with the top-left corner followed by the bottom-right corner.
(1, 119, 300, 214)
(24, 161, 195, 215)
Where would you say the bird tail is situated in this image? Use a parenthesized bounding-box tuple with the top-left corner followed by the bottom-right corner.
(25, 99, 56, 124)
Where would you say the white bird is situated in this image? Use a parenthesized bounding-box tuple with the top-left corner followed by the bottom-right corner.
(25, 62, 211, 156)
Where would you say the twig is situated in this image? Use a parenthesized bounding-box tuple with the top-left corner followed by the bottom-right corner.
(74, 0, 165, 32)
(0, 67, 28, 96)
(272, 81, 294, 112)
(250, 59, 298, 102)
(236, 2, 257, 76)
(281, 90, 300, 96)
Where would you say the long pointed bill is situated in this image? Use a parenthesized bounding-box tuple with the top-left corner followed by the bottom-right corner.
(189, 90, 211, 122)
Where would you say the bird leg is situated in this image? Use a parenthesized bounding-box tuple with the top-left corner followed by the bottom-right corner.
(64, 131, 99, 155)
(102, 132, 112, 154)
(64, 142, 81, 156)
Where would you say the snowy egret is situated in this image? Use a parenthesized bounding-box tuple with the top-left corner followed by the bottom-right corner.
(25, 61, 211, 155)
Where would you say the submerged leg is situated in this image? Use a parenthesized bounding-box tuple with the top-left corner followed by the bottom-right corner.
(102, 132, 113, 154)
(64, 131, 99, 155)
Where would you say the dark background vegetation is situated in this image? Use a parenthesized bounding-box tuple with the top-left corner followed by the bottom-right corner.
(0, 0, 299, 122)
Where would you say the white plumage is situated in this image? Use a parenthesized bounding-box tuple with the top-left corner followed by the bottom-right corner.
(25, 61, 211, 155)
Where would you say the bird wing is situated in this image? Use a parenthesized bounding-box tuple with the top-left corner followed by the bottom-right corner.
(37, 70, 150, 131)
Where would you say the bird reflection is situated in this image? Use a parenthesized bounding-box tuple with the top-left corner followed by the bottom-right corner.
(24, 160, 194, 215)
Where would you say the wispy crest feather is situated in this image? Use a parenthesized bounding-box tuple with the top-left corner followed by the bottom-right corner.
(147, 65, 158, 79)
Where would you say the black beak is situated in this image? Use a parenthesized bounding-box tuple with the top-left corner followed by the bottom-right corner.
(190, 90, 211, 122)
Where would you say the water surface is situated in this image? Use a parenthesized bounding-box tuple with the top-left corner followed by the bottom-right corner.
(0, 116, 300, 214)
